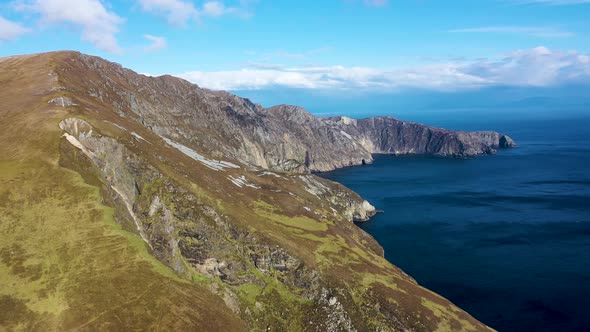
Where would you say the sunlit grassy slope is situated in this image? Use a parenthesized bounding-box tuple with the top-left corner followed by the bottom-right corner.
(0, 53, 245, 331)
(0, 51, 493, 331)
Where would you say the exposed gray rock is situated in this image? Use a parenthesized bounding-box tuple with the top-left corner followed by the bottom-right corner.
(297, 175, 377, 222)
(59, 118, 158, 252)
(314, 288, 356, 332)
(58, 116, 330, 316)
(351, 200, 377, 222)
(324, 116, 517, 157)
(60, 54, 515, 174)
(49, 96, 75, 107)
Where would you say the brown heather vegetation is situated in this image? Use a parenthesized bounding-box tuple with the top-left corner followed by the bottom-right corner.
(0, 51, 494, 331)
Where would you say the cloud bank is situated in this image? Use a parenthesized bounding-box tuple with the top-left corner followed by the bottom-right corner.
(8, 0, 253, 52)
(178, 47, 590, 91)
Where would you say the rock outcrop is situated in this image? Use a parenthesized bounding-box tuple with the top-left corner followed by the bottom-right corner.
(324, 116, 516, 157)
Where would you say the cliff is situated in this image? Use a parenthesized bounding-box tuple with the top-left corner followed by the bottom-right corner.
(0, 51, 502, 331)
(324, 116, 516, 157)
(35, 52, 513, 173)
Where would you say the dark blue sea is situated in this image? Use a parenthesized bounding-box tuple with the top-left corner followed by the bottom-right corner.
(321, 114, 590, 332)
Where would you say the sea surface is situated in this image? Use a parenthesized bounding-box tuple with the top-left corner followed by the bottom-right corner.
(320, 114, 590, 332)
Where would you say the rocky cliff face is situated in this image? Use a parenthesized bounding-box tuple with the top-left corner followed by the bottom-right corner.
(324, 116, 516, 157)
(51, 53, 514, 173)
(0, 51, 500, 331)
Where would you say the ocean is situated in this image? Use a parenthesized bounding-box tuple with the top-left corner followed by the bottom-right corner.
(320, 114, 590, 332)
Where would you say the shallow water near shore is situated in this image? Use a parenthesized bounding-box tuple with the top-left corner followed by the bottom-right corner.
(320, 114, 590, 332)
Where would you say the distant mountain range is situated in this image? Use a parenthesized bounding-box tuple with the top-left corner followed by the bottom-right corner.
(234, 84, 590, 118)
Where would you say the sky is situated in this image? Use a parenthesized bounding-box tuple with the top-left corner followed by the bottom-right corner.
(1, 0, 590, 115)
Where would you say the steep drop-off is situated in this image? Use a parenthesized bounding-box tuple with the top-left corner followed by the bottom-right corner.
(0, 51, 508, 331)
(43, 53, 514, 173)
(324, 116, 515, 157)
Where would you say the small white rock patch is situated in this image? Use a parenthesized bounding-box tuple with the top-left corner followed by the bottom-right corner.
(258, 171, 284, 179)
(162, 136, 240, 171)
(227, 175, 260, 189)
(131, 132, 148, 143)
(62, 133, 93, 157)
(340, 130, 353, 140)
(115, 123, 127, 131)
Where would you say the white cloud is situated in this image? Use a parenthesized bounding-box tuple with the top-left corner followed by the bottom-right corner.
(136, 0, 198, 25)
(463, 46, 590, 87)
(450, 26, 573, 38)
(15, 0, 123, 53)
(177, 47, 590, 91)
(136, 0, 250, 24)
(143, 34, 167, 52)
(0, 16, 29, 41)
(202, 1, 229, 16)
(178, 64, 488, 91)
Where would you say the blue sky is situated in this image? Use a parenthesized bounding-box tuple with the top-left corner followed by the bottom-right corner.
(1, 0, 590, 102)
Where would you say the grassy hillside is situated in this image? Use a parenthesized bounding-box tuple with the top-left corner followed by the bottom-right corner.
(0, 52, 493, 331)
(0, 53, 246, 331)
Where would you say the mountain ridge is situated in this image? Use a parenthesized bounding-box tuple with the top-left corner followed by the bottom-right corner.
(13, 50, 514, 173)
(0, 50, 505, 331)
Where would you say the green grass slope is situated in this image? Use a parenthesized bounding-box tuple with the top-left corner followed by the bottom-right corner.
(0, 53, 246, 331)
(0, 51, 493, 331)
